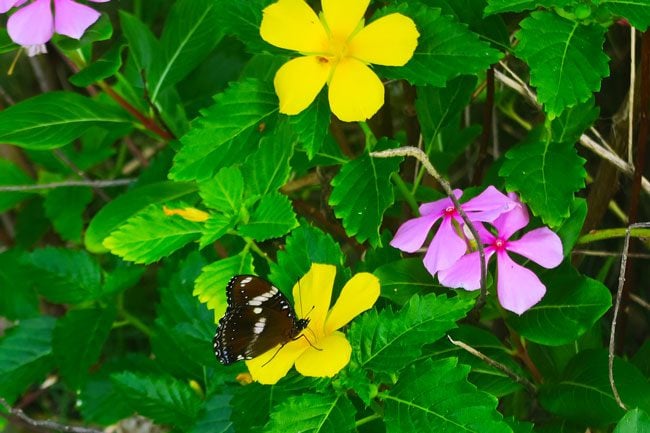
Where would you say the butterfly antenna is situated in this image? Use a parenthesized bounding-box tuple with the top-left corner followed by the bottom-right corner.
(261, 344, 285, 367)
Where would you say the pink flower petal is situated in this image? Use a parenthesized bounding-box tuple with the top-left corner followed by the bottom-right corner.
(438, 249, 495, 291)
(87, 0, 109, 2)
(496, 251, 546, 314)
(423, 217, 470, 276)
(473, 221, 496, 244)
(419, 189, 462, 216)
(390, 213, 440, 253)
(462, 185, 518, 222)
(492, 201, 529, 239)
(7, 0, 54, 46)
(0, 0, 20, 14)
(507, 227, 563, 268)
(53, 0, 100, 39)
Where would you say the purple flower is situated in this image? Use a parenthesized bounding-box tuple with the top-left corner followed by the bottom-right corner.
(3, 0, 109, 56)
(438, 196, 564, 314)
(390, 186, 517, 277)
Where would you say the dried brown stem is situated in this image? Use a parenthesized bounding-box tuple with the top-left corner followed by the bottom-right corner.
(0, 398, 103, 433)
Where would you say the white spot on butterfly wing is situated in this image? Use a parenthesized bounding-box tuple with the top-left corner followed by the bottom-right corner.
(253, 317, 267, 334)
(240, 276, 253, 286)
(254, 307, 262, 314)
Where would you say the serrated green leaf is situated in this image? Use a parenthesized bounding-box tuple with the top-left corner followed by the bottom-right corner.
(200, 213, 237, 249)
(485, 0, 572, 14)
(0, 317, 56, 403)
(53, 307, 115, 390)
(216, 0, 275, 53)
(382, 358, 513, 433)
(194, 253, 254, 322)
(238, 193, 298, 241)
(265, 393, 355, 433)
(507, 264, 611, 346)
(597, 0, 650, 30)
(267, 224, 346, 295)
(377, 4, 501, 86)
(149, 0, 224, 103)
(329, 142, 402, 247)
(0, 252, 39, 320)
(85, 181, 197, 253)
(103, 204, 203, 264)
(170, 79, 279, 181)
(111, 371, 202, 428)
(289, 91, 331, 159)
(44, 187, 93, 243)
(0, 92, 129, 149)
(241, 122, 296, 197)
(78, 376, 133, 425)
(69, 42, 125, 87)
(500, 137, 586, 227)
(540, 350, 650, 425)
(349, 293, 474, 373)
(614, 408, 650, 433)
(373, 258, 439, 306)
(550, 98, 599, 144)
(102, 260, 145, 297)
(191, 394, 234, 433)
(200, 166, 244, 214)
(27, 248, 102, 304)
(515, 11, 610, 116)
(556, 198, 587, 256)
(0, 159, 34, 212)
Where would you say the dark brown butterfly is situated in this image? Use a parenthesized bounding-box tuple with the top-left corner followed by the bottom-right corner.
(214, 275, 309, 365)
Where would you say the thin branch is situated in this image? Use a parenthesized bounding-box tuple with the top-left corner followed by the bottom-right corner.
(0, 179, 135, 192)
(447, 336, 536, 395)
(629, 26, 637, 165)
(370, 147, 488, 310)
(609, 222, 650, 411)
(0, 398, 103, 433)
(630, 293, 650, 311)
(571, 249, 650, 259)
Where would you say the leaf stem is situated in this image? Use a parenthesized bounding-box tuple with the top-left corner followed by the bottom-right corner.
(116, 296, 153, 337)
(391, 173, 419, 215)
(355, 413, 381, 427)
(577, 227, 650, 244)
(248, 239, 274, 265)
(359, 121, 378, 152)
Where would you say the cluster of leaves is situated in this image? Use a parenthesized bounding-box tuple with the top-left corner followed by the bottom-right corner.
(1, 0, 649, 432)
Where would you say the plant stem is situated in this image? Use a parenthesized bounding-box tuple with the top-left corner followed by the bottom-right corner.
(355, 413, 381, 427)
(577, 227, 650, 244)
(391, 173, 419, 215)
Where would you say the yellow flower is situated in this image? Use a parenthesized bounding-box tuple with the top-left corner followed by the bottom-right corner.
(246, 263, 380, 384)
(260, 0, 419, 122)
(162, 205, 209, 222)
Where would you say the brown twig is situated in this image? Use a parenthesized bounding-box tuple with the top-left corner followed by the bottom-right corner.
(0, 179, 135, 192)
(0, 398, 103, 433)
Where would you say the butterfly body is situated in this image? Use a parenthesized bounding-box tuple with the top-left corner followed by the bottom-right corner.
(214, 275, 309, 365)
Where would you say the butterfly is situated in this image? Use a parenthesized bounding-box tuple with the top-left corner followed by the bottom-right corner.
(214, 275, 310, 365)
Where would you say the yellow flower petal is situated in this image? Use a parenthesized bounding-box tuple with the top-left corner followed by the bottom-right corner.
(325, 272, 379, 334)
(245, 338, 309, 385)
(328, 58, 384, 122)
(274, 56, 330, 115)
(349, 13, 419, 66)
(162, 206, 209, 222)
(260, 0, 329, 53)
(321, 0, 369, 41)
(293, 263, 335, 334)
(294, 331, 351, 377)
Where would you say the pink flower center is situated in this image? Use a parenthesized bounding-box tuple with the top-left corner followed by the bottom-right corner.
(443, 206, 457, 217)
(493, 237, 508, 251)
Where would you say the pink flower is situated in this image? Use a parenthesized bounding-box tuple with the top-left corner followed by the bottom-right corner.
(438, 196, 563, 315)
(390, 186, 517, 277)
(4, 0, 109, 56)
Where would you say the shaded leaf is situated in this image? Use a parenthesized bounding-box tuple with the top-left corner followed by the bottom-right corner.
(0, 159, 34, 213)
(289, 91, 331, 159)
(69, 42, 125, 87)
(614, 408, 650, 433)
(238, 193, 298, 241)
(485, 0, 571, 14)
(598, 0, 650, 30)
(373, 258, 439, 306)
(0, 251, 40, 320)
(191, 394, 234, 433)
(44, 186, 93, 242)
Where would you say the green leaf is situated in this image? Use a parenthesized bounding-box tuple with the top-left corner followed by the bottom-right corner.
(102, 260, 145, 297)
(85, 181, 197, 253)
(55, 14, 113, 50)
(240, 122, 296, 197)
(0, 159, 34, 213)
(289, 91, 331, 159)
(0, 317, 56, 403)
(373, 258, 439, 306)
(69, 42, 125, 87)
(170, 79, 279, 181)
(377, 4, 502, 86)
(0, 252, 40, 320)
(111, 371, 202, 429)
(199, 166, 244, 215)
(0, 28, 15, 54)
(329, 141, 402, 247)
(194, 253, 254, 321)
(119, 11, 159, 74)
(44, 187, 93, 242)
(103, 204, 203, 264)
(550, 98, 599, 144)
(349, 293, 475, 373)
(485, 0, 572, 14)
(149, 0, 224, 103)
(597, 0, 650, 30)
(556, 198, 587, 256)
(507, 264, 611, 346)
(265, 393, 355, 433)
(268, 223, 346, 295)
(27, 248, 102, 304)
(200, 213, 237, 249)
(190, 394, 234, 433)
(216, 0, 273, 53)
(79, 375, 133, 425)
(53, 307, 116, 390)
(614, 408, 650, 433)
(500, 137, 586, 227)
(238, 193, 298, 241)
(0, 92, 129, 149)
(515, 11, 610, 116)
(540, 350, 650, 425)
(382, 358, 513, 433)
